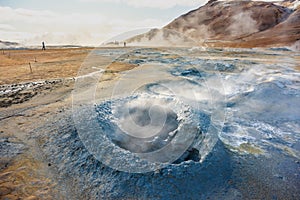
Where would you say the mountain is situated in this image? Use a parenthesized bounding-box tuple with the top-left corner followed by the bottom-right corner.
(0, 40, 20, 49)
(127, 0, 300, 48)
(234, 3, 300, 48)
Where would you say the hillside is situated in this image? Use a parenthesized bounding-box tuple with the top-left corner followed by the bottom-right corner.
(127, 0, 300, 48)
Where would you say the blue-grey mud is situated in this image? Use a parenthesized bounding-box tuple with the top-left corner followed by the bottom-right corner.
(0, 47, 299, 199)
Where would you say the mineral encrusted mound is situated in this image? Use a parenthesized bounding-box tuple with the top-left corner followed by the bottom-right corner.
(37, 110, 231, 199)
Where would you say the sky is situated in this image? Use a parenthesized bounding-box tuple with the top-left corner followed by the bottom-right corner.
(0, 0, 209, 46)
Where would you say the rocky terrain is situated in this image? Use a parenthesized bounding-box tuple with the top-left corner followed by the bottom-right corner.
(127, 0, 300, 49)
(0, 46, 299, 199)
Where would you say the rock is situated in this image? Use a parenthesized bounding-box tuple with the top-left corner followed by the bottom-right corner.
(1, 194, 19, 200)
(0, 186, 13, 196)
(0, 138, 25, 159)
(24, 196, 39, 200)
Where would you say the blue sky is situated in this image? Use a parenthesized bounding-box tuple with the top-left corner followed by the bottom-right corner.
(0, 0, 208, 45)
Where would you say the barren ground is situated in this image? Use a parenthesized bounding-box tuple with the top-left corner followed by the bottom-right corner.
(0, 47, 299, 199)
(0, 47, 141, 199)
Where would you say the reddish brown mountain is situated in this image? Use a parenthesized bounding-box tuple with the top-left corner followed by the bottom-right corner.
(127, 0, 300, 48)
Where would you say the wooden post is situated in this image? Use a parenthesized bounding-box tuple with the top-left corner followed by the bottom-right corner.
(29, 62, 32, 73)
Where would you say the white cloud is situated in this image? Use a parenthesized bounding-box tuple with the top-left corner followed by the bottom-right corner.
(0, 6, 165, 45)
(80, 0, 285, 9)
(81, 0, 206, 9)
(0, 24, 15, 31)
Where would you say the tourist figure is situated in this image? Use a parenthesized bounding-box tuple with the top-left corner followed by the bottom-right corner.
(124, 42, 126, 47)
(42, 41, 46, 50)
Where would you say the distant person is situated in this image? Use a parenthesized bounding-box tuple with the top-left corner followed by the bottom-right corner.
(124, 42, 126, 47)
(42, 41, 46, 50)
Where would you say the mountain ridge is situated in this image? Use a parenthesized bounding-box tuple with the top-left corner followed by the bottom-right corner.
(127, 0, 300, 49)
